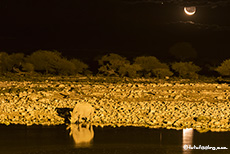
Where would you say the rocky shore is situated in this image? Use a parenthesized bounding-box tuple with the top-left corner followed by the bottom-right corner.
(0, 76, 230, 133)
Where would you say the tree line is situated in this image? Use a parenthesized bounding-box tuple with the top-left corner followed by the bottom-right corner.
(0, 50, 229, 78)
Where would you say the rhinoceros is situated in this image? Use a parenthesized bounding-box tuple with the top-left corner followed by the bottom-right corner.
(70, 102, 94, 123)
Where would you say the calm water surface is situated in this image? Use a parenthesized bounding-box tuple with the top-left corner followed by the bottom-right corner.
(0, 124, 230, 154)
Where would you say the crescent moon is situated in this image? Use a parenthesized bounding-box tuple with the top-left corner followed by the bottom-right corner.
(184, 6, 196, 16)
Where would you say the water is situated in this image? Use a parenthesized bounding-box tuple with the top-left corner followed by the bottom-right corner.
(0, 124, 229, 154)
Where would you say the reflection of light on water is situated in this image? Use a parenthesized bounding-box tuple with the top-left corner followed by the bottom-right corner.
(183, 128, 193, 145)
(67, 124, 94, 148)
(183, 128, 193, 153)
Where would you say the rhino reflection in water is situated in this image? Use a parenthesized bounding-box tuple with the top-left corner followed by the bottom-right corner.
(67, 124, 94, 147)
(70, 102, 94, 123)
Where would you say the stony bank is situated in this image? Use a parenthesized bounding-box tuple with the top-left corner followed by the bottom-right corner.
(0, 76, 230, 133)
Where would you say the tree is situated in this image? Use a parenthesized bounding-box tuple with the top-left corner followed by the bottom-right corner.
(134, 56, 173, 78)
(9, 53, 24, 70)
(169, 42, 197, 61)
(152, 68, 173, 78)
(22, 63, 34, 73)
(118, 63, 142, 78)
(55, 58, 76, 75)
(215, 59, 230, 77)
(171, 62, 201, 78)
(70, 59, 89, 74)
(98, 53, 130, 76)
(0, 52, 10, 73)
(25, 50, 61, 74)
(26, 50, 77, 75)
(0, 52, 25, 73)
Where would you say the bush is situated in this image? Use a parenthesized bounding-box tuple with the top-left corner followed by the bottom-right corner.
(152, 68, 173, 78)
(22, 63, 34, 72)
(0, 52, 10, 73)
(55, 58, 76, 75)
(98, 53, 130, 76)
(215, 59, 230, 76)
(26, 50, 78, 75)
(0, 52, 25, 73)
(25, 50, 61, 74)
(9, 53, 25, 69)
(0, 50, 90, 76)
(134, 56, 173, 78)
(118, 63, 142, 78)
(171, 62, 201, 78)
(70, 58, 89, 74)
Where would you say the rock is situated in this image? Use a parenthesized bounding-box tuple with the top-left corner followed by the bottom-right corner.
(0, 76, 230, 132)
(196, 128, 210, 133)
(215, 96, 224, 100)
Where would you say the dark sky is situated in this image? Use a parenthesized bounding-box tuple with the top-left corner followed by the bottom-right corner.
(0, 0, 230, 64)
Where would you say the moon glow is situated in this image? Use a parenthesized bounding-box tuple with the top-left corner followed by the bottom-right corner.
(184, 6, 196, 15)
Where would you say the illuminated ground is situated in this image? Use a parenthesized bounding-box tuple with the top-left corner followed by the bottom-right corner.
(0, 76, 229, 133)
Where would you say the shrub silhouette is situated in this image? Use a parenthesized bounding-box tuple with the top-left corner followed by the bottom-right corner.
(22, 63, 34, 72)
(8, 53, 25, 71)
(26, 50, 60, 74)
(55, 58, 76, 75)
(26, 50, 77, 75)
(171, 62, 201, 79)
(70, 59, 89, 75)
(215, 59, 230, 77)
(134, 56, 173, 78)
(98, 53, 130, 76)
(152, 68, 173, 79)
(0, 52, 24, 73)
(0, 52, 10, 73)
(118, 63, 142, 78)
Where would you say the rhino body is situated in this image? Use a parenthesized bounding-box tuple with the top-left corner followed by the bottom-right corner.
(70, 103, 94, 123)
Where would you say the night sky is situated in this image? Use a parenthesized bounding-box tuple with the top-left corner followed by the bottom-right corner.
(0, 0, 230, 66)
